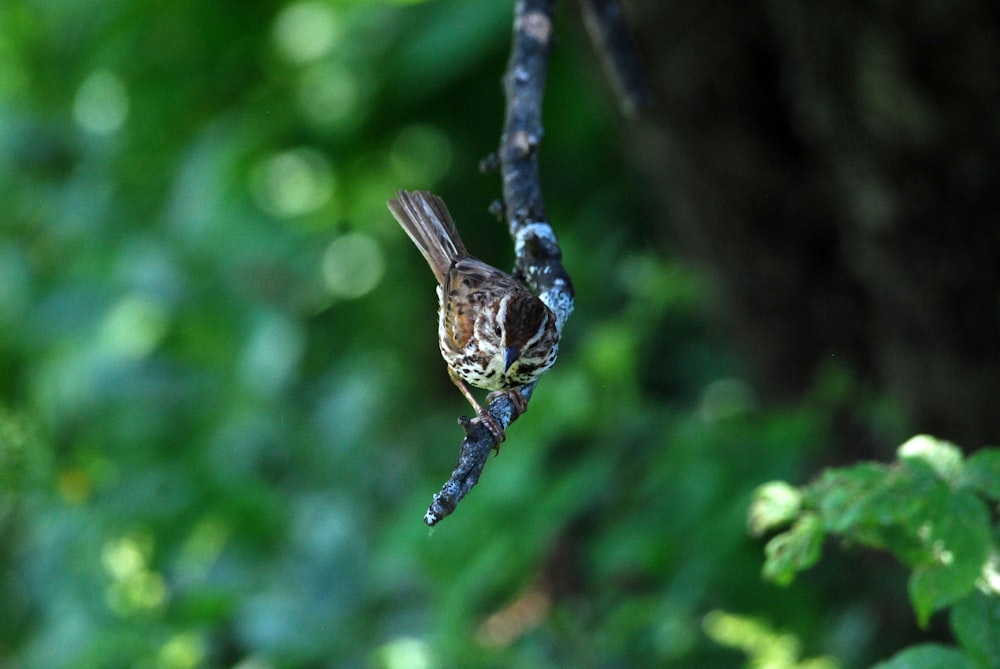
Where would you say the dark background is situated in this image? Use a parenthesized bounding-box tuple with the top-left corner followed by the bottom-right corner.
(1, 0, 997, 667)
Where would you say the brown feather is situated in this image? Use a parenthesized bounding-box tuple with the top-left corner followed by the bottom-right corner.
(441, 257, 508, 351)
(387, 190, 467, 286)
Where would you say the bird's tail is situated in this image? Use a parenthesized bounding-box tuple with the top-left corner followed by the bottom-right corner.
(387, 190, 468, 286)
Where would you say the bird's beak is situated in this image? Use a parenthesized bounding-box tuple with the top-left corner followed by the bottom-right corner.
(504, 346, 519, 372)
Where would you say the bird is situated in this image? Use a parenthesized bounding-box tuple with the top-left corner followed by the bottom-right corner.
(387, 190, 559, 442)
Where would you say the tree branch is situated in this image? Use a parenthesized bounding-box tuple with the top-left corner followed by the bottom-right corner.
(423, 0, 574, 526)
(578, 0, 652, 118)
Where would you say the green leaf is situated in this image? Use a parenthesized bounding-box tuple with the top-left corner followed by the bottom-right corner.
(906, 489, 992, 627)
(749, 481, 803, 536)
(964, 448, 1000, 502)
(762, 513, 824, 586)
(809, 461, 938, 561)
(808, 462, 892, 533)
(951, 590, 1000, 669)
(898, 435, 965, 485)
(870, 644, 977, 669)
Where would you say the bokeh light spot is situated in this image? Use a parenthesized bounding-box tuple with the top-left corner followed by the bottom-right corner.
(251, 148, 334, 218)
(158, 632, 205, 669)
(102, 534, 168, 616)
(389, 125, 452, 185)
(699, 377, 755, 423)
(239, 311, 305, 395)
(297, 62, 360, 127)
(102, 536, 146, 581)
(57, 468, 92, 504)
(73, 69, 129, 135)
(99, 296, 169, 359)
(322, 233, 385, 299)
(177, 516, 230, 578)
(375, 637, 431, 669)
(273, 2, 341, 64)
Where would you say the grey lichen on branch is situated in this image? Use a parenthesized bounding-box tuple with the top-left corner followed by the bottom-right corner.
(424, 0, 574, 526)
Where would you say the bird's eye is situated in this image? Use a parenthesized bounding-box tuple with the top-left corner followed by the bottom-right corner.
(493, 324, 502, 337)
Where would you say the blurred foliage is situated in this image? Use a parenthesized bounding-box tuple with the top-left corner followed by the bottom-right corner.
(703, 611, 839, 669)
(754, 436, 1000, 668)
(0, 0, 974, 668)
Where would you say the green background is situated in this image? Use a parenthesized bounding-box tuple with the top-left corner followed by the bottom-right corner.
(0, 0, 967, 667)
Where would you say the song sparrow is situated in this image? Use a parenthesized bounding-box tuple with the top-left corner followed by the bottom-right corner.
(387, 190, 560, 442)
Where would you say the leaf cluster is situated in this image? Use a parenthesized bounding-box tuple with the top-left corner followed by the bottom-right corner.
(753, 436, 1000, 668)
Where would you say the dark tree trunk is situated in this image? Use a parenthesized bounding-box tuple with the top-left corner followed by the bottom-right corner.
(626, 0, 1000, 446)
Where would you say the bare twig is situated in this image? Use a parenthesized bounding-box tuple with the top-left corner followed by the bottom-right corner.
(578, 0, 652, 118)
(424, 0, 574, 526)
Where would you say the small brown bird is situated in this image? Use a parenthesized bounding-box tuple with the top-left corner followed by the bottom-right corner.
(387, 190, 559, 441)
